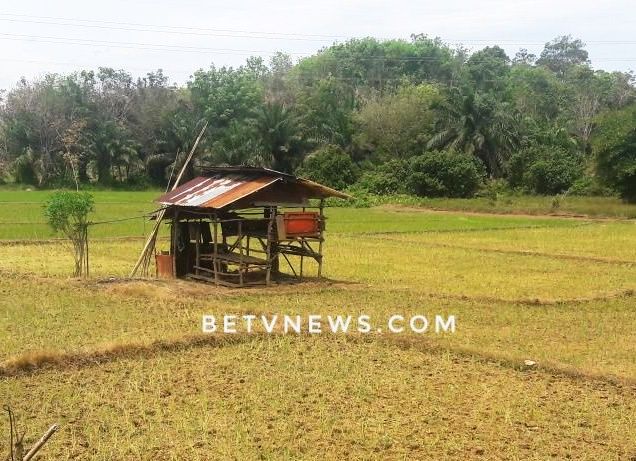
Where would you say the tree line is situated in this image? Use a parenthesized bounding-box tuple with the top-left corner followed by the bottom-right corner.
(0, 34, 635, 201)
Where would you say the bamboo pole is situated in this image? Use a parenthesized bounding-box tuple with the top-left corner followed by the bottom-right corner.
(22, 424, 59, 461)
(130, 121, 208, 278)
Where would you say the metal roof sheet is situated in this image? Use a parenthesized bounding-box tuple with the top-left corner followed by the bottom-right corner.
(157, 174, 280, 208)
(156, 168, 351, 210)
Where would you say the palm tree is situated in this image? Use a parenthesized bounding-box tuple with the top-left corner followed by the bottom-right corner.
(428, 88, 519, 177)
(208, 120, 267, 167)
(252, 102, 302, 173)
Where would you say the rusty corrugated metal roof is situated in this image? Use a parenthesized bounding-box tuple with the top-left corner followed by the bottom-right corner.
(156, 168, 351, 210)
(157, 174, 280, 208)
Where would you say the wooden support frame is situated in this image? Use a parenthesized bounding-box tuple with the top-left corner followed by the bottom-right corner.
(167, 201, 328, 287)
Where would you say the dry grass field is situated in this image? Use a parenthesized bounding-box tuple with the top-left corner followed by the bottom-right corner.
(0, 193, 635, 460)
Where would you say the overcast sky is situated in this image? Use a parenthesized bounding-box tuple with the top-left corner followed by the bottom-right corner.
(0, 0, 634, 90)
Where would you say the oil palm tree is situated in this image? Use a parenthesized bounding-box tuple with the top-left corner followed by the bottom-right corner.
(208, 120, 267, 167)
(252, 101, 302, 173)
(428, 88, 519, 177)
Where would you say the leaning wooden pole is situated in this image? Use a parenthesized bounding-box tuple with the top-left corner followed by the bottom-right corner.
(130, 121, 208, 278)
(22, 424, 59, 461)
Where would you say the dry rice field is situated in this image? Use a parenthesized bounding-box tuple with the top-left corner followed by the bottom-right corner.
(0, 196, 634, 460)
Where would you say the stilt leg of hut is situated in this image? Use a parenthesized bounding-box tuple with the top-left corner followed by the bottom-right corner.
(238, 220, 244, 287)
(317, 199, 324, 278)
(166, 220, 174, 278)
(172, 212, 179, 278)
(265, 208, 275, 286)
(266, 206, 279, 275)
(213, 219, 219, 286)
(195, 220, 201, 276)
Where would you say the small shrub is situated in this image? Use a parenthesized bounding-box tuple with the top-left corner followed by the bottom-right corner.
(406, 150, 484, 198)
(479, 179, 510, 205)
(355, 160, 410, 195)
(44, 191, 94, 277)
(507, 147, 583, 195)
(567, 177, 614, 197)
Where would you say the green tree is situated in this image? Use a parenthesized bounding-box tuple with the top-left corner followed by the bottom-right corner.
(295, 77, 354, 148)
(253, 102, 302, 173)
(188, 64, 263, 136)
(593, 105, 636, 202)
(354, 83, 441, 159)
(537, 36, 589, 76)
(509, 64, 566, 120)
(466, 46, 510, 92)
(508, 146, 583, 194)
(208, 120, 266, 167)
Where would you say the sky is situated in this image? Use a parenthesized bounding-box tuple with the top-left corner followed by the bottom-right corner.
(0, 0, 635, 91)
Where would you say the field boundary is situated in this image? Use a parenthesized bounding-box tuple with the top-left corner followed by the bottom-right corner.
(209, 283, 636, 306)
(377, 204, 636, 221)
(365, 235, 636, 266)
(2, 331, 635, 389)
(1, 270, 631, 307)
(341, 221, 594, 237)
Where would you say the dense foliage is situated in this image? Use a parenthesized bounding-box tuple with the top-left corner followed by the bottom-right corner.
(354, 151, 482, 198)
(1, 36, 635, 201)
(296, 145, 359, 190)
(592, 106, 636, 202)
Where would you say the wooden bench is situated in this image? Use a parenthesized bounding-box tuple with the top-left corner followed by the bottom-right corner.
(199, 251, 268, 267)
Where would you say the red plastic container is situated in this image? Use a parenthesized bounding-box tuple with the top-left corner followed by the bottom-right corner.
(155, 253, 174, 278)
(283, 212, 320, 237)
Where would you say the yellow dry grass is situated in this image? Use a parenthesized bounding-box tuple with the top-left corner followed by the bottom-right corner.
(0, 207, 635, 460)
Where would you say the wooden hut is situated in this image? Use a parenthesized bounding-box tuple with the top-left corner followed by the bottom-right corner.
(153, 167, 350, 287)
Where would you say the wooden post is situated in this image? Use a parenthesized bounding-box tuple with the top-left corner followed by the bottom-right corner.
(238, 220, 244, 287)
(172, 211, 179, 278)
(266, 206, 279, 274)
(265, 208, 275, 286)
(195, 220, 201, 276)
(317, 199, 324, 278)
(213, 219, 219, 286)
(299, 207, 305, 280)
